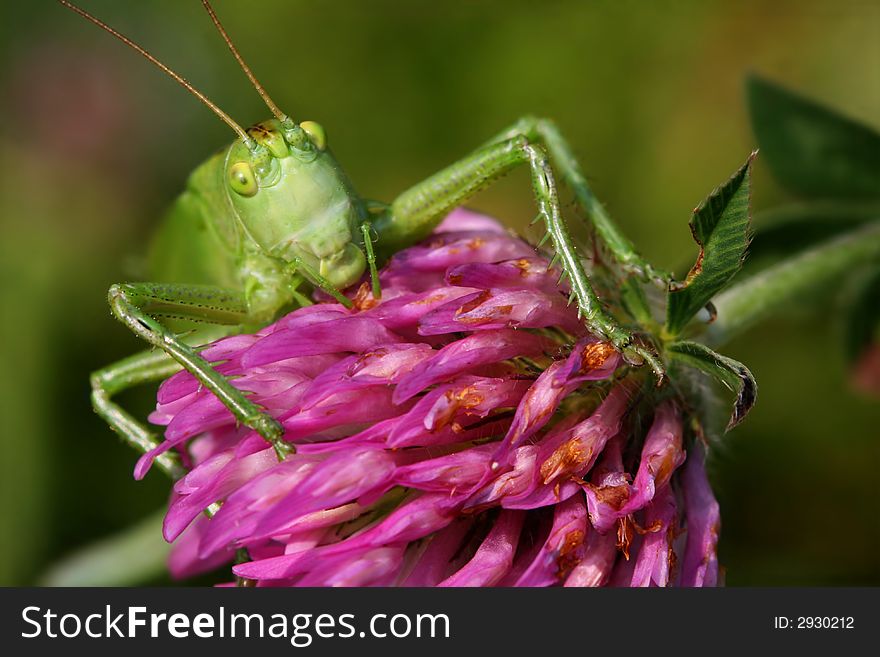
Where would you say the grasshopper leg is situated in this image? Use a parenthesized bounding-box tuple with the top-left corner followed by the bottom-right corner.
(286, 256, 354, 308)
(91, 350, 186, 479)
(375, 135, 664, 377)
(486, 116, 671, 286)
(106, 282, 292, 459)
(360, 221, 382, 300)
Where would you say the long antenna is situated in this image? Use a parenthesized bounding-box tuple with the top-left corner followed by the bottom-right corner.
(58, 0, 255, 148)
(201, 0, 290, 124)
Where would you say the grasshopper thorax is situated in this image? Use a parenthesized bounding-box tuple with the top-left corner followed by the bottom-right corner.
(224, 119, 366, 289)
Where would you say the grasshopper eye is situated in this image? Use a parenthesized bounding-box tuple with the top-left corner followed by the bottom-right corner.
(299, 121, 327, 151)
(229, 161, 258, 197)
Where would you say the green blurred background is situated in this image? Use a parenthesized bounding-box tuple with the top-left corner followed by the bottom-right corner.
(0, 0, 877, 586)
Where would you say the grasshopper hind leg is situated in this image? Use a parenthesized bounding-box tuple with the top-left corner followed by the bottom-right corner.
(487, 116, 672, 287)
(91, 349, 187, 479)
(377, 132, 665, 379)
(519, 140, 666, 379)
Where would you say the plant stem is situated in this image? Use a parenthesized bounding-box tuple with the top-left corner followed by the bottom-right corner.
(706, 221, 880, 346)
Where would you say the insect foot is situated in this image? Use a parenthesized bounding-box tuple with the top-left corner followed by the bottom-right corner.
(622, 259, 673, 289)
(585, 316, 667, 384)
(249, 414, 293, 461)
(622, 343, 667, 384)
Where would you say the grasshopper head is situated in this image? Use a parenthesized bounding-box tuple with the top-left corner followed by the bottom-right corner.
(59, 2, 366, 290)
(225, 118, 366, 289)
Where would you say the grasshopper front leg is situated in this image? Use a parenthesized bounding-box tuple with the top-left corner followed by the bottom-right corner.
(105, 283, 291, 459)
(374, 136, 664, 376)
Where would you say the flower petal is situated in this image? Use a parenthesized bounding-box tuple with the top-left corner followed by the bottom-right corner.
(563, 525, 618, 587)
(168, 515, 236, 580)
(393, 444, 495, 493)
(585, 402, 685, 533)
(163, 446, 278, 542)
(197, 455, 324, 557)
(495, 340, 621, 459)
(388, 232, 534, 277)
(280, 387, 408, 443)
(241, 317, 403, 368)
(630, 484, 678, 587)
(250, 448, 399, 539)
(536, 383, 631, 486)
(679, 446, 721, 587)
(296, 547, 405, 587)
(514, 493, 588, 586)
(445, 258, 563, 293)
(401, 519, 475, 587)
(233, 493, 461, 581)
(438, 510, 525, 587)
(394, 329, 551, 403)
(435, 208, 508, 233)
(388, 377, 529, 448)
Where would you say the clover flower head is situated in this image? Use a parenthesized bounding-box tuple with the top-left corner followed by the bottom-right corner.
(141, 209, 721, 587)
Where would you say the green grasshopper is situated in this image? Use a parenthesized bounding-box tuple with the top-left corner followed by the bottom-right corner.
(65, 0, 667, 478)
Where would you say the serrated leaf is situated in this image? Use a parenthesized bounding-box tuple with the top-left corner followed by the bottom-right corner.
(666, 154, 755, 335)
(667, 340, 757, 431)
(843, 266, 880, 365)
(747, 75, 880, 200)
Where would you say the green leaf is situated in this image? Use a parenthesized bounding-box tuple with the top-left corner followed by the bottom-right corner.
(843, 266, 880, 365)
(38, 509, 169, 586)
(747, 75, 880, 200)
(667, 340, 757, 431)
(666, 153, 756, 335)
